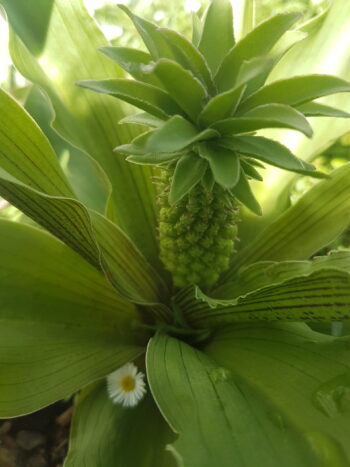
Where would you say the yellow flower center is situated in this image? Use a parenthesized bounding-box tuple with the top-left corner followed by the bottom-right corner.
(120, 375, 136, 392)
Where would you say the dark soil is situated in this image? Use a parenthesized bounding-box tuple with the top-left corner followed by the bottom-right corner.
(0, 402, 71, 467)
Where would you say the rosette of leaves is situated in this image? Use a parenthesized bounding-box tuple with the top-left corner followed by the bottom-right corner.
(2, 0, 350, 466)
(78, 0, 350, 288)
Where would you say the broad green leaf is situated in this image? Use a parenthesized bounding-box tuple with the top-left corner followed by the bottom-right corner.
(0, 89, 102, 267)
(169, 153, 207, 205)
(214, 103, 313, 137)
(224, 163, 350, 281)
(0, 0, 54, 56)
(24, 85, 111, 214)
(198, 0, 235, 75)
(0, 88, 73, 197)
(0, 219, 143, 417)
(157, 27, 215, 95)
(98, 46, 162, 87)
(216, 250, 350, 299)
(297, 102, 350, 118)
(152, 59, 207, 121)
(215, 13, 301, 91)
(239, 75, 350, 114)
(198, 142, 240, 189)
(0, 90, 167, 306)
(147, 333, 313, 467)
(77, 79, 183, 120)
(3, 0, 160, 270)
(187, 271, 350, 325)
(89, 211, 168, 308)
(0, 169, 167, 308)
(65, 384, 176, 467)
(220, 135, 323, 177)
(205, 322, 350, 465)
(118, 5, 173, 60)
(231, 168, 261, 215)
(146, 115, 218, 153)
(119, 112, 164, 128)
(0, 169, 100, 268)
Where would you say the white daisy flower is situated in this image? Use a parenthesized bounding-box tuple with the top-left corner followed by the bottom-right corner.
(106, 362, 146, 407)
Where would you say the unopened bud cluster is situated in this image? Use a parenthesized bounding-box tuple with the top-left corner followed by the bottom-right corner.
(158, 170, 238, 288)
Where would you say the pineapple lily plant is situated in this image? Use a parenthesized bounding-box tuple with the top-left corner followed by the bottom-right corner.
(2, 0, 350, 465)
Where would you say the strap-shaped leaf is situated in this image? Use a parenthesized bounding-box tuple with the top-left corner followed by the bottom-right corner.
(223, 163, 350, 282)
(0, 90, 167, 306)
(157, 27, 215, 94)
(198, 57, 274, 127)
(0, 219, 143, 417)
(115, 130, 154, 156)
(4, 0, 160, 271)
(240, 159, 263, 181)
(297, 102, 350, 118)
(239, 75, 350, 114)
(146, 115, 218, 153)
(236, 55, 275, 98)
(152, 59, 208, 121)
(198, 142, 240, 189)
(231, 168, 262, 215)
(147, 333, 313, 467)
(220, 135, 323, 177)
(90, 210, 168, 308)
(191, 11, 202, 46)
(0, 170, 168, 308)
(213, 104, 313, 137)
(169, 153, 207, 205)
(204, 322, 350, 464)
(216, 250, 350, 300)
(198, 84, 246, 127)
(185, 269, 350, 326)
(127, 153, 182, 166)
(198, 0, 235, 75)
(0, 88, 73, 197)
(77, 79, 184, 119)
(118, 5, 173, 60)
(215, 13, 301, 91)
(0, 0, 53, 56)
(65, 385, 177, 467)
(98, 46, 162, 87)
(243, 103, 313, 134)
(119, 112, 164, 128)
(24, 85, 111, 214)
(0, 169, 101, 268)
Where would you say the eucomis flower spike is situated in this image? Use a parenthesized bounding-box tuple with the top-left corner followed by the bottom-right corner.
(78, 0, 350, 287)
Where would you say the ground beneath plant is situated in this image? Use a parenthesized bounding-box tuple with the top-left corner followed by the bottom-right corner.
(0, 402, 71, 467)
